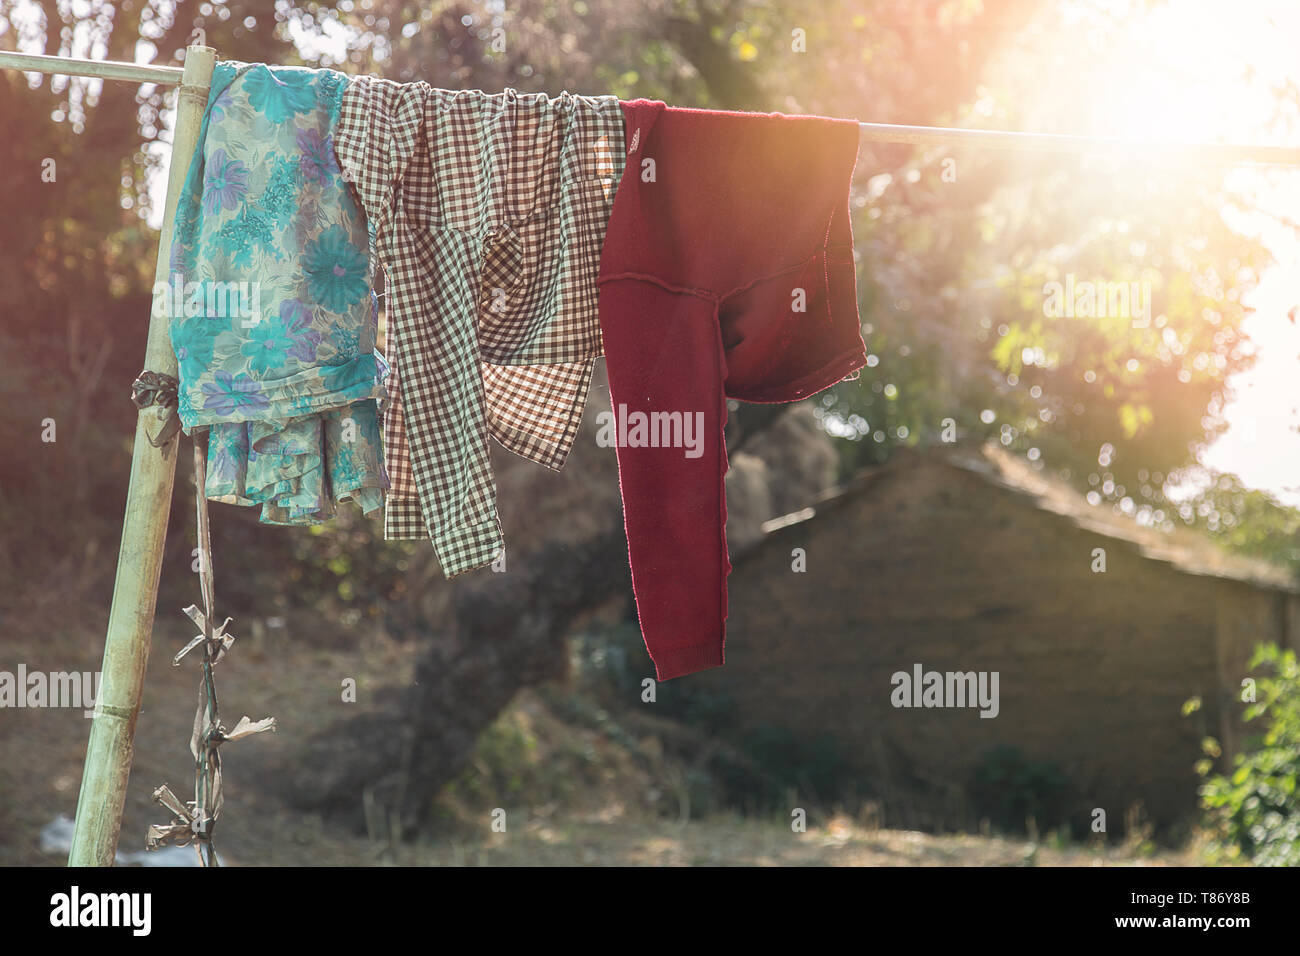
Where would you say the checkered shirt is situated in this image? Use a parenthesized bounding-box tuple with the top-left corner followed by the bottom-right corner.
(334, 78, 623, 576)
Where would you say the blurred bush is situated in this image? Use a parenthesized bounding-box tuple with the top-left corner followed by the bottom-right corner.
(968, 744, 1070, 835)
(1194, 644, 1300, 866)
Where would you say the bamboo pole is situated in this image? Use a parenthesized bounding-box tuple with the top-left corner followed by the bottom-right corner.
(0, 50, 183, 84)
(67, 44, 216, 867)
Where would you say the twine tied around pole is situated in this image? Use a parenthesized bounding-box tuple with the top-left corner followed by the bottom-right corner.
(130, 370, 183, 450)
(147, 429, 275, 866)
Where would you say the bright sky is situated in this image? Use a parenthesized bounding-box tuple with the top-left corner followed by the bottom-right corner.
(1053, 0, 1300, 505)
(1209, 196, 1300, 506)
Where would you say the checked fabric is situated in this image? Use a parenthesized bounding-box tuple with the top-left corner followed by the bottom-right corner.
(334, 78, 623, 576)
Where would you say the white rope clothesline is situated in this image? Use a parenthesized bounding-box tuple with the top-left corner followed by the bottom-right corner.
(2, 48, 1298, 165)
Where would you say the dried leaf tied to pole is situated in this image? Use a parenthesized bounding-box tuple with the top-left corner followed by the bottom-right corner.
(148, 431, 275, 867)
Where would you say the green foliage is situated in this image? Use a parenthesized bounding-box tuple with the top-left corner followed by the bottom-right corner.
(1177, 474, 1300, 576)
(1195, 644, 1300, 866)
(721, 725, 848, 811)
(968, 745, 1070, 835)
(283, 509, 418, 617)
(573, 623, 743, 733)
(440, 709, 544, 810)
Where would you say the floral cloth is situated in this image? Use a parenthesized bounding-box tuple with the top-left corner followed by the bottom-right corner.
(169, 61, 388, 524)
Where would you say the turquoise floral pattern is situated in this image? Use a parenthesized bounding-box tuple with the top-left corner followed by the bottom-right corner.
(243, 66, 316, 122)
(305, 224, 370, 313)
(203, 148, 249, 215)
(173, 315, 218, 390)
(202, 370, 270, 417)
(169, 61, 388, 524)
(297, 128, 339, 186)
(241, 315, 295, 375)
(202, 401, 388, 524)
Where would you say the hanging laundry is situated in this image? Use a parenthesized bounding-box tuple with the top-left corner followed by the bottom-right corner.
(168, 61, 390, 525)
(333, 80, 623, 576)
(598, 100, 867, 680)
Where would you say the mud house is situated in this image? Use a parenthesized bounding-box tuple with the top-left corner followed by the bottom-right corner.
(695, 443, 1300, 832)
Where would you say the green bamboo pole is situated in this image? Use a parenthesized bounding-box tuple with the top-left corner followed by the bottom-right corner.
(68, 44, 216, 867)
(0, 50, 183, 85)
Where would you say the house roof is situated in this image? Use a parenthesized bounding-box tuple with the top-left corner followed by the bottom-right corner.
(756, 442, 1300, 594)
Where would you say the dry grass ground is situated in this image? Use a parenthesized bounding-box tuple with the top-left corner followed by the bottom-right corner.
(0, 595, 1206, 867)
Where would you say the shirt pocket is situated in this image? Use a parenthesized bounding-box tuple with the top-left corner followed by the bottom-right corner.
(476, 177, 614, 364)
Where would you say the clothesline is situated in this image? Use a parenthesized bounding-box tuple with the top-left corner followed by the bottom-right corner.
(2, 48, 1298, 165)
